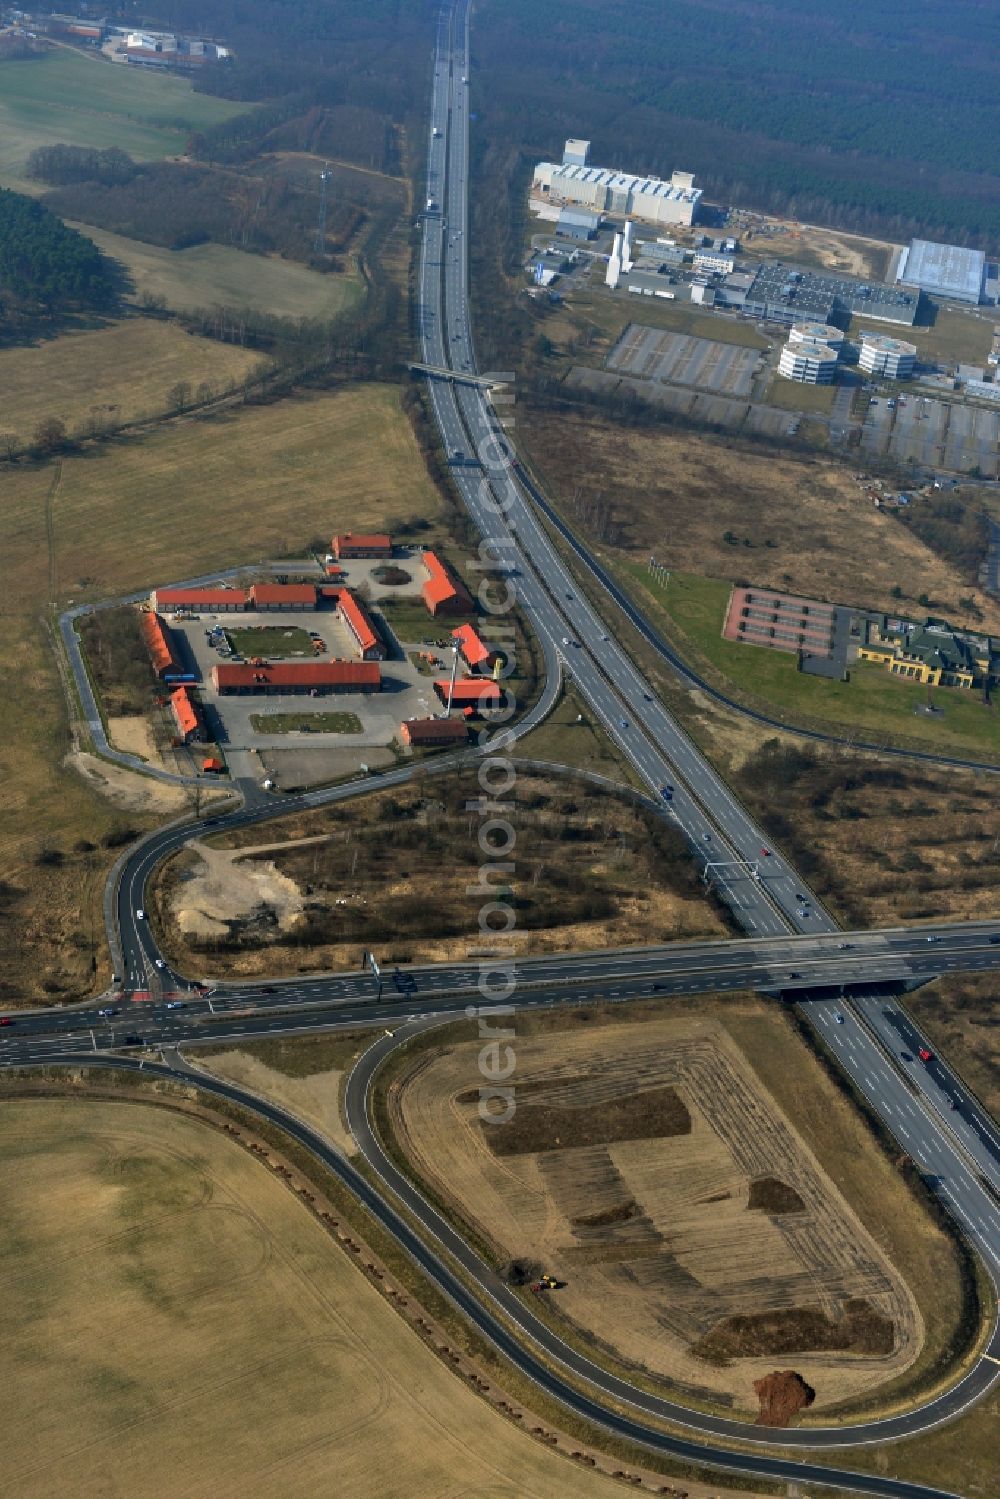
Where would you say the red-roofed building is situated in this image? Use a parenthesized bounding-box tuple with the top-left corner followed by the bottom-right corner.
(333, 532, 393, 560)
(432, 678, 502, 712)
(336, 589, 384, 660)
(152, 586, 248, 612)
(423, 551, 473, 617)
(141, 611, 181, 679)
(169, 686, 202, 743)
(213, 662, 381, 695)
(400, 717, 470, 747)
(249, 583, 317, 611)
(452, 623, 498, 674)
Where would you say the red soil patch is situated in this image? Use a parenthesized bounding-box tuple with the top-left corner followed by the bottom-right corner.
(753, 1369, 815, 1426)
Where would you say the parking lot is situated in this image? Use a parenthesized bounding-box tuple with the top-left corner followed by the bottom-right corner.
(607, 325, 762, 396)
(167, 606, 439, 755)
(862, 395, 1000, 478)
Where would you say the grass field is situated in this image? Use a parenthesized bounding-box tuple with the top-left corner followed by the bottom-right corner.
(389, 997, 967, 1418)
(0, 49, 242, 186)
(551, 279, 769, 357)
(0, 1096, 651, 1499)
(627, 568, 1000, 757)
(71, 222, 364, 319)
(249, 712, 364, 734)
(0, 318, 262, 443)
(850, 307, 996, 370)
(226, 626, 316, 659)
(0, 384, 443, 1004)
(762, 377, 837, 415)
(520, 407, 1000, 634)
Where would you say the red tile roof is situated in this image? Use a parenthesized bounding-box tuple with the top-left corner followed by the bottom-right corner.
(250, 583, 317, 607)
(214, 662, 381, 690)
(333, 532, 393, 557)
(432, 678, 502, 707)
(452, 623, 493, 668)
(155, 587, 249, 608)
(400, 717, 470, 745)
(337, 588, 382, 656)
(141, 611, 180, 677)
(423, 551, 473, 615)
(170, 686, 200, 738)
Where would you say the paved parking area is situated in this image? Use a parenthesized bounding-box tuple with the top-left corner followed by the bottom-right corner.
(167, 608, 438, 753)
(607, 325, 762, 396)
(861, 395, 1000, 478)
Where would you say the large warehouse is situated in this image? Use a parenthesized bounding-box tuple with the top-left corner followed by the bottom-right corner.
(743, 261, 918, 328)
(534, 139, 701, 228)
(896, 239, 985, 306)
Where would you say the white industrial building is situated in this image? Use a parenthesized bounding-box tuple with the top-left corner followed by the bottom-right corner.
(896, 238, 985, 306)
(789, 322, 843, 352)
(533, 139, 701, 229)
(859, 333, 917, 379)
(778, 340, 838, 384)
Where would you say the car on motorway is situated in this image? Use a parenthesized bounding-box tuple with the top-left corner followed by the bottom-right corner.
(702, 832, 711, 842)
(619, 717, 628, 729)
(837, 942, 851, 950)
(835, 1013, 845, 1024)
(0, 1016, 13, 1026)
(787, 971, 801, 979)
(926, 934, 941, 943)
(918, 1046, 934, 1063)
(154, 958, 166, 969)
(797, 908, 810, 918)
(261, 985, 277, 993)
(990, 934, 1000, 944)
(123, 1034, 144, 1046)
(98, 1007, 119, 1018)
(660, 785, 673, 800)
(760, 846, 770, 857)
(165, 1001, 185, 1010)
(135, 909, 145, 920)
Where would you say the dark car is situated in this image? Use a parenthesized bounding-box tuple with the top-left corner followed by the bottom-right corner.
(123, 1034, 144, 1046)
(660, 786, 673, 800)
(989, 935, 1000, 945)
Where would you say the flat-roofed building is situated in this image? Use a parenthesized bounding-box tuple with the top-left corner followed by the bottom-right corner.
(778, 339, 838, 383)
(534, 159, 701, 228)
(789, 322, 843, 351)
(562, 137, 590, 167)
(896, 238, 985, 306)
(859, 334, 917, 379)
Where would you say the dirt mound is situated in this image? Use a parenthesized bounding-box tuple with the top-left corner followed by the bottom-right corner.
(693, 1300, 895, 1362)
(753, 1369, 815, 1426)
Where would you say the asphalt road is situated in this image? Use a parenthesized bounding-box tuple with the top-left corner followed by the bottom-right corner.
(25, 1049, 960, 1499)
(3, 3, 995, 1491)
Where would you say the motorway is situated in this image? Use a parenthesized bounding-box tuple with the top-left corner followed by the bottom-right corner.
(3, 1, 997, 1491)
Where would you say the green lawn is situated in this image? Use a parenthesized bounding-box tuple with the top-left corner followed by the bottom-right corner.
(0, 49, 242, 184)
(379, 599, 463, 644)
(622, 564, 1000, 757)
(248, 712, 363, 735)
(226, 626, 316, 659)
(762, 377, 837, 414)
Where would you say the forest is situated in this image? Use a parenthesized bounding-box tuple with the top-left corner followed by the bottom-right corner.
(32, 155, 362, 262)
(473, 0, 1000, 245)
(0, 189, 113, 324)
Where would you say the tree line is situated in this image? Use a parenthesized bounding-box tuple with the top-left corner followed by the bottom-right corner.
(0, 188, 113, 325)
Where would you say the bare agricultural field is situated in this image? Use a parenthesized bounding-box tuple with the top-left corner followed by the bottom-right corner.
(0, 318, 262, 445)
(520, 407, 1000, 633)
(150, 770, 727, 978)
(72, 221, 364, 320)
(393, 1006, 931, 1414)
(0, 1097, 657, 1499)
(0, 385, 441, 1004)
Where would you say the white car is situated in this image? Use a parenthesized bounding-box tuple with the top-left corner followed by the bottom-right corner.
(154, 958, 166, 969)
(135, 909, 144, 920)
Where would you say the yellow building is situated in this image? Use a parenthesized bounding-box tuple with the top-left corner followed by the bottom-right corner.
(858, 618, 999, 691)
